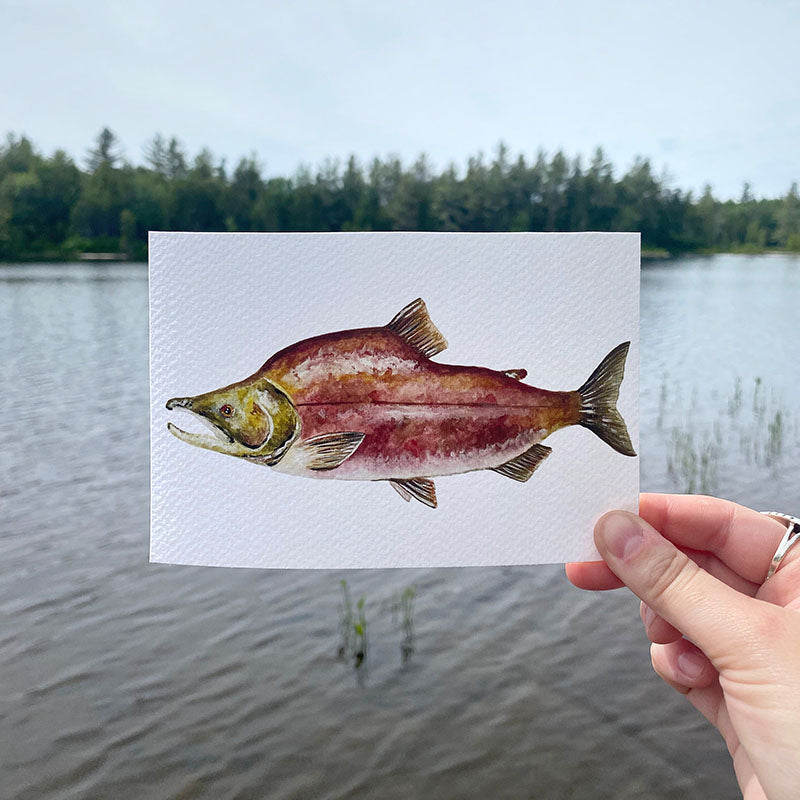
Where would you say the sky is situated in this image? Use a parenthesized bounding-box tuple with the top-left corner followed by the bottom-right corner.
(2, 0, 799, 198)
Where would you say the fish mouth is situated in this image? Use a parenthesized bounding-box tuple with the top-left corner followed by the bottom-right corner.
(166, 397, 249, 456)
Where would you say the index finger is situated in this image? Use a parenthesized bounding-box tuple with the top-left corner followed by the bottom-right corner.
(639, 493, 788, 583)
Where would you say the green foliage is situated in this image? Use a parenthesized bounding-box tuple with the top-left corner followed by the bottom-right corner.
(0, 135, 81, 259)
(2, 128, 800, 260)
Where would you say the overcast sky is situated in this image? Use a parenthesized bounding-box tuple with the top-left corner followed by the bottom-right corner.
(2, 0, 798, 198)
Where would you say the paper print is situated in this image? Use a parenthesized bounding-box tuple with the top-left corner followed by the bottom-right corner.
(149, 232, 639, 568)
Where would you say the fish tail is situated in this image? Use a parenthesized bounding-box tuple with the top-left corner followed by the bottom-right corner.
(577, 342, 637, 457)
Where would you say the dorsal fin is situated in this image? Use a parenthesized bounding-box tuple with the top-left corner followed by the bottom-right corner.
(490, 443, 552, 482)
(503, 369, 527, 380)
(293, 432, 365, 470)
(389, 478, 437, 508)
(387, 298, 448, 359)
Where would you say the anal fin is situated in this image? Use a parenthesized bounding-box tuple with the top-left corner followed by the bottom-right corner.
(389, 478, 437, 508)
(294, 432, 365, 470)
(490, 443, 552, 482)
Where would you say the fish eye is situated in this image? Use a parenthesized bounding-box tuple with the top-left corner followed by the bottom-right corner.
(220, 404, 234, 417)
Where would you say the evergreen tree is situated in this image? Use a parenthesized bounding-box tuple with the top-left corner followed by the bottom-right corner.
(1, 131, 798, 260)
(143, 134, 169, 177)
(778, 183, 800, 251)
(86, 128, 122, 171)
(228, 155, 263, 231)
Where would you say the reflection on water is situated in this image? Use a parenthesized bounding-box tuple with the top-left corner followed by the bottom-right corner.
(1, 255, 798, 799)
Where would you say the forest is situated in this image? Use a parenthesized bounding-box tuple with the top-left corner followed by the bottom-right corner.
(2, 128, 799, 261)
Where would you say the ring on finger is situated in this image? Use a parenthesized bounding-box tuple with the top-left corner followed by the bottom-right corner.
(760, 512, 800, 581)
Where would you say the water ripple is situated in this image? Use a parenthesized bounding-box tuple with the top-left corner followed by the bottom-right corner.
(3, 256, 797, 798)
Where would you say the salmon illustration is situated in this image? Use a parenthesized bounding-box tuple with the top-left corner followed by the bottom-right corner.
(166, 299, 636, 507)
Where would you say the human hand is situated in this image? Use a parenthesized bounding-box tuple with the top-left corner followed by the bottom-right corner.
(566, 494, 800, 800)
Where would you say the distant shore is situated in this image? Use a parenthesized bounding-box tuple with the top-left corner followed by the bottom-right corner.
(640, 245, 800, 260)
(3, 245, 799, 266)
(3, 131, 800, 265)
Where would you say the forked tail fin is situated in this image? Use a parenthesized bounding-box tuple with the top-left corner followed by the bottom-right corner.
(577, 342, 637, 457)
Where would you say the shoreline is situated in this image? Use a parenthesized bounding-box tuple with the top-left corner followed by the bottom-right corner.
(2, 246, 799, 266)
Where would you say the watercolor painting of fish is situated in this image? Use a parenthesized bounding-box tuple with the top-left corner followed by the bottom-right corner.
(166, 298, 636, 508)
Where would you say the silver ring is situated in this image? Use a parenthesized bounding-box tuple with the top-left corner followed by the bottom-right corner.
(760, 512, 800, 581)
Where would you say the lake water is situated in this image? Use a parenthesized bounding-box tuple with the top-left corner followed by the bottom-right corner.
(1, 254, 798, 799)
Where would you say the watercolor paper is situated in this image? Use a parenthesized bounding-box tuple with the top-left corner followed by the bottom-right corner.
(149, 232, 639, 568)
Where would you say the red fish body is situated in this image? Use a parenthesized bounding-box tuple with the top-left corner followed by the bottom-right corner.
(167, 299, 635, 508)
(262, 328, 579, 481)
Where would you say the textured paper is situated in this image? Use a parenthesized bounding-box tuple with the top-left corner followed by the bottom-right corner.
(149, 232, 639, 568)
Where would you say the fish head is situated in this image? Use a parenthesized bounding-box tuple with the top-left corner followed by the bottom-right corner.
(166, 378, 299, 462)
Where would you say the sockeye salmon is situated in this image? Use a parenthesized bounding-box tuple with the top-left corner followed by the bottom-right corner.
(166, 299, 636, 507)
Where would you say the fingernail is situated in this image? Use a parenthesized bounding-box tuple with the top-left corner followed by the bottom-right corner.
(677, 650, 705, 680)
(598, 512, 644, 561)
(643, 605, 656, 628)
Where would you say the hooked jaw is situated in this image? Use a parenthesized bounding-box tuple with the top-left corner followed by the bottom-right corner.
(166, 379, 299, 463)
(166, 396, 191, 411)
(165, 396, 250, 456)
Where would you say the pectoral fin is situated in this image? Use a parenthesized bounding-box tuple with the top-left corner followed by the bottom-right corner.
(293, 432, 365, 470)
(490, 443, 552, 482)
(389, 478, 437, 508)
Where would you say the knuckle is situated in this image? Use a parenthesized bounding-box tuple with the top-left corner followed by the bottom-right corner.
(744, 605, 783, 644)
(716, 607, 788, 677)
(708, 501, 737, 553)
(643, 546, 699, 608)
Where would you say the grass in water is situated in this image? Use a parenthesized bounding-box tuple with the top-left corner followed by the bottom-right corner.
(337, 581, 418, 674)
(660, 376, 795, 495)
(391, 585, 416, 664)
(338, 579, 368, 669)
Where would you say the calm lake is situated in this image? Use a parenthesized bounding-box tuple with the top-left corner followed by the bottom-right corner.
(1, 254, 799, 799)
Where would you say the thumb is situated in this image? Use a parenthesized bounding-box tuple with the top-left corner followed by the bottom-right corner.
(595, 510, 768, 665)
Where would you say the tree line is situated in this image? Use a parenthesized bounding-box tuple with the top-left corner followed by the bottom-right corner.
(1, 128, 799, 262)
